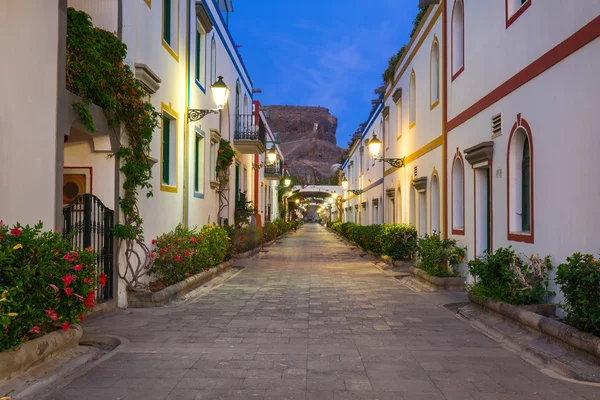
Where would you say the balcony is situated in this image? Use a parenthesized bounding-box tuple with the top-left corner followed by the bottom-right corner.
(234, 113, 266, 154)
(264, 160, 283, 180)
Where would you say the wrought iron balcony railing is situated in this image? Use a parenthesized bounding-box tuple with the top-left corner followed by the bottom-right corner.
(264, 160, 283, 176)
(234, 113, 265, 143)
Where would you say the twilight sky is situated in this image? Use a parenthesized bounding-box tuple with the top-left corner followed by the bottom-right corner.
(227, 0, 417, 148)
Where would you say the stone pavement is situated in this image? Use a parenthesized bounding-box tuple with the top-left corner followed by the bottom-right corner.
(45, 224, 599, 400)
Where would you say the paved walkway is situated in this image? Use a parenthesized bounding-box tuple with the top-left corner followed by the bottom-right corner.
(47, 224, 598, 400)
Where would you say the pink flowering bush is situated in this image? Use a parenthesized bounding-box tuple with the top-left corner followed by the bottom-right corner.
(0, 221, 100, 351)
(149, 224, 231, 287)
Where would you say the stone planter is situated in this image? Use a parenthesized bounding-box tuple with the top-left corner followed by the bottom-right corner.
(468, 295, 600, 361)
(0, 324, 83, 380)
(409, 266, 466, 291)
(128, 260, 232, 308)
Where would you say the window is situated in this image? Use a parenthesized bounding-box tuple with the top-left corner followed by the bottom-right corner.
(390, 198, 395, 224)
(430, 39, 440, 107)
(359, 148, 364, 176)
(431, 174, 439, 233)
(507, 115, 534, 243)
(452, 0, 464, 79)
(210, 38, 216, 84)
(506, 0, 531, 28)
(161, 113, 177, 191)
(452, 154, 465, 233)
(384, 117, 390, 149)
(195, 22, 205, 87)
(209, 136, 219, 184)
(162, 0, 178, 59)
(194, 130, 205, 196)
(397, 186, 402, 223)
(409, 70, 416, 127)
(396, 100, 402, 139)
(243, 166, 248, 193)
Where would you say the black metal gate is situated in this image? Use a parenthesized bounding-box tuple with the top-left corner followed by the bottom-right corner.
(63, 194, 114, 301)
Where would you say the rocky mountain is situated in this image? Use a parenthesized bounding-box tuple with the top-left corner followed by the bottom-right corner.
(262, 105, 346, 184)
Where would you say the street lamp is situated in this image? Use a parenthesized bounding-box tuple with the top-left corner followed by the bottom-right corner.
(341, 177, 349, 190)
(295, 199, 300, 204)
(331, 192, 339, 199)
(284, 178, 291, 187)
(188, 76, 231, 122)
(267, 147, 277, 164)
(368, 134, 406, 168)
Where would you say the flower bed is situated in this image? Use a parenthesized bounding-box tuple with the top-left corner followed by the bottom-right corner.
(416, 234, 465, 277)
(330, 222, 417, 261)
(0, 222, 100, 352)
(468, 247, 554, 306)
(149, 224, 230, 288)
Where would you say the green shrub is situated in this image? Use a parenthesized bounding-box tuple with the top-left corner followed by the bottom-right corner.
(263, 222, 278, 242)
(229, 226, 264, 254)
(0, 222, 99, 351)
(380, 224, 417, 260)
(468, 247, 554, 305)
(346, 224, 383, 254)
(150, 224, 231, 286)
(417, 234, 465, 277)
(555, 253, 600, 336)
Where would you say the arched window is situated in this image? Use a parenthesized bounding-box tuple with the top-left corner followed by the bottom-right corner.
(430, 39, 440, 107)
(431, 173, 439, 233)
(507, 115, 534, 243)
(452, 0, 464, 79)
(235, 82, 241, 134)
(397, 185, 402, 224)
(452, 153, 465, 233)
(210, 39, 216, 84)
(409, 70, 416, 127)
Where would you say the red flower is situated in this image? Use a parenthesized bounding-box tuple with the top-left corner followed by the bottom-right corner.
(10, 227, 21, 236)
(61, 322, 70, 331)
(64, 288, 73, 297)
(152, 239, 156, 245)
(78, 315, 84, 323)
(174, 255, 181, 261)
(73, 264, 82, 272)
(184, 250, 190, 256)
(62, 274, 75, 287)
(99, 273, 107, 286)
(190, 237, 197, 243)
(85, 246, 93, 251)
(185, 272, 190, 277)
(150, 253, 155, 259)
(84, 277, 93, 286)
(49, 284, 59, 293)
(29, 326, 41, 334)
(160, 249, 166, 255)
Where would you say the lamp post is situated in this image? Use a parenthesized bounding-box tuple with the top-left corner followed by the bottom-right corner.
(187, 76, 231, 122)
(367, 134, 405, 168)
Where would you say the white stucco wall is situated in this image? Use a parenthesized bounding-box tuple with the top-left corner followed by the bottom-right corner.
(0, 1, 60, 228)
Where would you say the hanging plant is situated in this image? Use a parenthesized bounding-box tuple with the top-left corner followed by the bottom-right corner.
(215, 139, 235, 223)
(66, 8, 160, 288)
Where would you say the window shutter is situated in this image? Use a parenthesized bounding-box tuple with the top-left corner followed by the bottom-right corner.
(164, 0, 171, 44)
(162, 117, 170, 184)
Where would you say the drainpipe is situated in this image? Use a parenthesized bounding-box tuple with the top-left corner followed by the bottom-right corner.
(442, 0, 448, 239)
(183, 0, 191, 227)
(55, 0, 68, 230)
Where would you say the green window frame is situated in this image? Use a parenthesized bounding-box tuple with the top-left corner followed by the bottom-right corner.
(195, 29, 202, 83)
(194, 132, 205, 195)
(163, 0, 171, 45)
(162, 116, 170, 185)
(521, 138, 531, 232)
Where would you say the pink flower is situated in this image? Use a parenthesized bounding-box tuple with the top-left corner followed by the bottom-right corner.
(74, 293, 84, 301)
(73, 264, 82, 272)
(46, 309, 58, 321)
(29, 326, 40, 334)
(84, 277, 93, 285)
(63, 251, 78, 261)
(10, 227, 21, 236)
(61, 322, 70, 331)
(64, 288, 73, 297)
(85, 246, 93, 251)
(185, 272, 190, 277)
(174, 255, 181, 261)
(49, 284, 59, 293)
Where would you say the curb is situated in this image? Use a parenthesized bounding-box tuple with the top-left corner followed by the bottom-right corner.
(0, 324, 83, 380)
(467, 295, 600, 361)
(409, 266, 466, 291)
(127, 260, 233, 307)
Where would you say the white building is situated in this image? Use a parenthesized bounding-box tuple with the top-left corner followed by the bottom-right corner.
(0, 0, 283, 308)
(342, 1, 600, 287)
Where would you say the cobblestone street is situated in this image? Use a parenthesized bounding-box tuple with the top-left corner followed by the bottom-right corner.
(47, 224, 599, 400)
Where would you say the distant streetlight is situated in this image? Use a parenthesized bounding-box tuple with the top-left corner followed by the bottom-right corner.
(267, 147, 277, 163)
(284, 178, 291, 187)
(341, 177, 349, 190)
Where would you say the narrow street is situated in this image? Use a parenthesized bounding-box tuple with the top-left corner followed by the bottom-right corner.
(47, 224, 597, 400)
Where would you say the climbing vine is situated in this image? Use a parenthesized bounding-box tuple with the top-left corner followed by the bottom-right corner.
(216, 139, 235, 222)
(66, 8, 160, 288)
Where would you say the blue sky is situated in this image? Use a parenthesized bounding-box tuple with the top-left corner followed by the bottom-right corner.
(227, 0, 417, 148)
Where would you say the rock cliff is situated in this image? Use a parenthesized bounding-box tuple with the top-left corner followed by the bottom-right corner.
(262, 106, 345, 184)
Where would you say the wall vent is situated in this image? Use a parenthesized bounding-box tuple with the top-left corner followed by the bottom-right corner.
(413, 166, 418, 177)
(491, 113, 502, 138)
